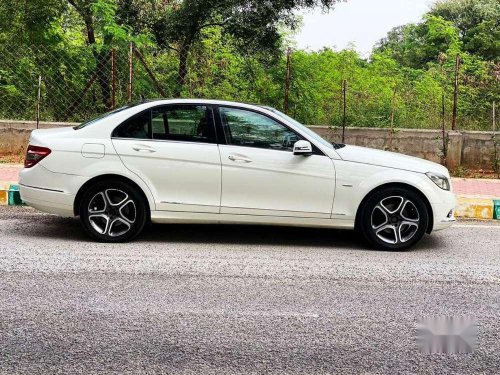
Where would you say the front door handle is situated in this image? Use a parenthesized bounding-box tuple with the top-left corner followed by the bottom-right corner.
(132, 145, 156, 153)
(228, 154, 252, 163)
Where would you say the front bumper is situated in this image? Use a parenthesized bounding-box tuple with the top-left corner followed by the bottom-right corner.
(430, 191, 457, 232)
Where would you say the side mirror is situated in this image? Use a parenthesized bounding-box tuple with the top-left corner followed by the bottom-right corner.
(293, 140, 313, 156)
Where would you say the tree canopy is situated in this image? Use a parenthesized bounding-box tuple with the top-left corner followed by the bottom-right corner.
(0, 0, 498, 131)
(430, 0, 499, 61)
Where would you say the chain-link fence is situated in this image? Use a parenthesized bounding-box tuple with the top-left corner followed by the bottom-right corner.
(0, 42, 277, 123)
(0, 43, 163, 122)
(0, 43, 497, 132)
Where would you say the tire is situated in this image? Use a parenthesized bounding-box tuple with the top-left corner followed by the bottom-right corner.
(79, 179, 148, 242)
(358, 187, 429, 251)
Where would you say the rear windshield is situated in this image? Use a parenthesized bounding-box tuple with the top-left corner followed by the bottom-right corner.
(73, 106, 133, 130)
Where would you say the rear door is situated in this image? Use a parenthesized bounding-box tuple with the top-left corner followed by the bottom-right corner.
(112, 104, 221, 213)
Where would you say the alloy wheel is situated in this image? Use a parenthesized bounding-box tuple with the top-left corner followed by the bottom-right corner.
(370, 195, 420, 245)
(87, 189, 136, 237)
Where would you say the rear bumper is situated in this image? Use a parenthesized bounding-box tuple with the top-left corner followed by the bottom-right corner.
(19, 164, 81, 217)
(19, 184, 75, 217)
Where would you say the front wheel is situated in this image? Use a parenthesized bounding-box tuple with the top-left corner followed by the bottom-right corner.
(359, 187, 429, 251)
(79, 180, 147, 242)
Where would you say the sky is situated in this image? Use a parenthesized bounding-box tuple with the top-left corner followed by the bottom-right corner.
(294, 0, 434, 57)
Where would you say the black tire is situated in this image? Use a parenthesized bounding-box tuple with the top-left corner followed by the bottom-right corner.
(358, 187, 429, 251)
(79, 179, 148, 242)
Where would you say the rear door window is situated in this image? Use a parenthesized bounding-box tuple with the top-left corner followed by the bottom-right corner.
(152, 106, 215, 143)
(113, 110, 151, 139)
(113, 105, 216, 143)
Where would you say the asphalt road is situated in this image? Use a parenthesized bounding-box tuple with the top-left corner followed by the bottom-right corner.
(0, 206, 499, 375)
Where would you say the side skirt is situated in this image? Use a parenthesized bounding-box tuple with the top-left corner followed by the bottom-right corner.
(150, 210, 355, 229)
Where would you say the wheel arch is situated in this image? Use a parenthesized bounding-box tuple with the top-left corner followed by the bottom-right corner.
(354, 182, 434, 234)
(73, 174, 152, 218)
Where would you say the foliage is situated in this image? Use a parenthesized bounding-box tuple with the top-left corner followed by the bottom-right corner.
(430, 0, 500, 61)
(0, 0, 498, 131)
(375, 15, 463, 70)
(373, 0, 498, 130)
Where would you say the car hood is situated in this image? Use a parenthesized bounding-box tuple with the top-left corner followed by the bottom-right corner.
(335, 145, 449, 175)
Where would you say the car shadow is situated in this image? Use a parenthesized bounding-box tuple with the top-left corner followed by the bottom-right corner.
(18, 214, 367, 249)
(145, 223, 445, 252)
(142, 223, 364, 248)
(11, 209, 445, 251)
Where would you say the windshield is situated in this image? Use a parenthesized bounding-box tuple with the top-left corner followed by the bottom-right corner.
(74, 105, 133, 130)
(262, 107, 335, 150)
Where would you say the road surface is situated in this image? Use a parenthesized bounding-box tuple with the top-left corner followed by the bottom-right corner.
(0, 206, 499, 374)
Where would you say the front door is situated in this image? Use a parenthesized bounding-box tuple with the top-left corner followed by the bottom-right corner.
(217, 107, 335, 218)
(112, 104, 221, 213)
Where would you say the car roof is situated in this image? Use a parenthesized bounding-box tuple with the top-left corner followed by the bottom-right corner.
(137, 98, 272, 111)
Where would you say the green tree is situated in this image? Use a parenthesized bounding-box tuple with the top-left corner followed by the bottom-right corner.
(128, 0, 342, 95)
(430, 0, 500, 61)
(374, 15, 462, 69)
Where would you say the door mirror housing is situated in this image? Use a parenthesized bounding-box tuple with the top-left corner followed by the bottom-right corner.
(293, 140, 313, 156)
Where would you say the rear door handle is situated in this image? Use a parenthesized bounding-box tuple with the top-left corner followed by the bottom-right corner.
(228, 154, 252, 163)
(132, 145, 156, 153)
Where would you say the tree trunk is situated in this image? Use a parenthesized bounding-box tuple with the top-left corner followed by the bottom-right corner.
(175, 44, 190, 97)
(82, 8, 112, 110)
(93, 49, 112, 110)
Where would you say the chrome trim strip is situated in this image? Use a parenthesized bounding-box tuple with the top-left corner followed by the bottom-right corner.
(160, 201, 217, 207)
(19, 184, 64, 193)
(111, 137, 218, 146)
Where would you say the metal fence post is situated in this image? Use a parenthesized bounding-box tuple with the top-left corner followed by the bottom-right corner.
(36, 75, 42, 129)
(389, 88, 396, 150)
(442, 92, 447, 166)
(342, 79, 347, 143)
(437, 52, 447, 166)
(128, 42, 133, 103)
(493, 101, 496, 131)
(451, 54, 461, 131)
(284, 47, 292, 114)
(111, 48, 116, 109)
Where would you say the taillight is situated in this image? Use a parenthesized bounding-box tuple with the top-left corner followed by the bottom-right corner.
(24, 145, 51, 168)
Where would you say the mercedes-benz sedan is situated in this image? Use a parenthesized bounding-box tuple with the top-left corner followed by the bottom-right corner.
(19, 99, 456, 250)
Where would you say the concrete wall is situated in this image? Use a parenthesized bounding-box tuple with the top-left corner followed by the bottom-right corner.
(309, 126, 497, 170)
(0, 120, 76, 156)
(1, 120, 498, 170)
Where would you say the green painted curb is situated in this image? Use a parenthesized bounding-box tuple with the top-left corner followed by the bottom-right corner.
(8, 184, 23, 205)
(494, 199, 500, 220)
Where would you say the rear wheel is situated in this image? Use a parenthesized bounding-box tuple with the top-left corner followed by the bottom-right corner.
(359, 187, 429, 251)
(79, 180, 147, 242)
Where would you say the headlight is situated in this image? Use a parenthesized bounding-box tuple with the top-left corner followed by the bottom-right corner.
(426, 172, 450, 191)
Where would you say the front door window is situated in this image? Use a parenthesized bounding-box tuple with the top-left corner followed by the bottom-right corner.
(219, 107, 300, 151)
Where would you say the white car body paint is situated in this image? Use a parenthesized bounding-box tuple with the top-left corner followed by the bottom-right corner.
(19, 99, 456, 234)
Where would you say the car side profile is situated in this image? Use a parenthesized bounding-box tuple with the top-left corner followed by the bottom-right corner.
(19, 99, 456, 250)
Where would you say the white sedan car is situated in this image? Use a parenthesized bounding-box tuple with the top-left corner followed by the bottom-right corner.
(19, 99, 456, 250)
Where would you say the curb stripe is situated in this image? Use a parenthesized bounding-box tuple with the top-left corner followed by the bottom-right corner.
(454, 197, 494, 220)
(0, 190, 7, 205)
(0, 183, 24, 206)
